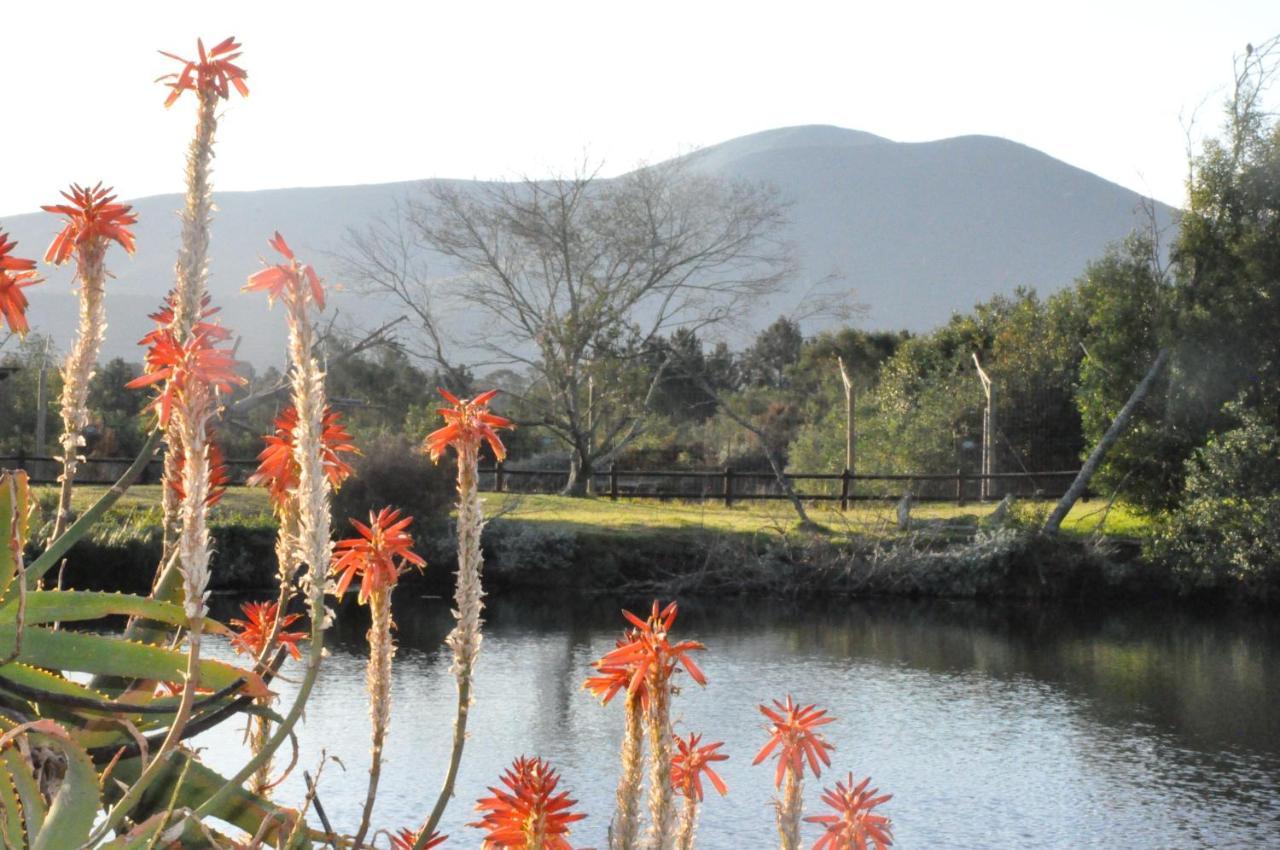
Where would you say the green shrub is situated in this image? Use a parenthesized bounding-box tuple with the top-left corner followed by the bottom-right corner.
(1150, 405, 1280, 597)
(331, 434, 456, 533)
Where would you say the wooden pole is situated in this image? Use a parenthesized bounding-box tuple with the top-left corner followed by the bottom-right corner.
(723, 467, 734, 508)
(1044, 348, 1170, 534)
(837, 356, 856, 476)
(839, 468, 851, 511)
(973, 353, 996, 501)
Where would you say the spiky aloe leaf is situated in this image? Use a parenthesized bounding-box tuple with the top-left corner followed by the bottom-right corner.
(0, 719, 99, 850)
(0, 626, 270, 699)
(96, 812, 167, 848)
(0, 590, 228, 634)
(108, 753, 312, 848)
(24, 721, 99, 850)
(0, 752, 28, 850)
(0, 718, 45, 844)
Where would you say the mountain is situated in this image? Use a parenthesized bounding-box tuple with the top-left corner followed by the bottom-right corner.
(2, 125, 1177, 367)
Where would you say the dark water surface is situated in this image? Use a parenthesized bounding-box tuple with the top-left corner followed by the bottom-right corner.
(197, 595, 1280, 849)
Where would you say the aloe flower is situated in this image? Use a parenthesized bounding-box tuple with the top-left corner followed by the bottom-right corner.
(332, 506, 425, 848)
(754, 696, 837, 850)
(585, 634, 648, 850)
(415, 388, 512, 848)
(597, 601, 707, 849)
(671, 733, 729, 850)
(230, 599, 307, 796)
(156, 36, 247, 566)
(805, 774, 893, 850)
(390, 828, 448, 849)
(471, 756, 586, 850)
(42, 183, 137, 544)
(0, 231, 42, 337)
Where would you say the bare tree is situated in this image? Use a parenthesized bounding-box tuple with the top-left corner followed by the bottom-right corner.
(345, 160, 794, 494)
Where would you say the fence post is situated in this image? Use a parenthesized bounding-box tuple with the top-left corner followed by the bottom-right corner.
(723, 466, 734, 508)
(840, 468, 851, 511)
(610, 465, 618, 501)
(955, 467, 965, 506)
(495, 460, 505, 493)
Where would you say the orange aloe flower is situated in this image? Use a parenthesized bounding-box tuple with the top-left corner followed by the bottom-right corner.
(244, 232, 326, 309)
(139, 289, 230, 347)
(389, 828, 448, 850)
(753, 696, 836, 789)
(584, 630, 651, 707)
(0, 231, 41, 336)
(805, 774, 894, 850)
(423, 389, 513, 462)
(159, 36, 249, 107)
(41, 183, 137, 265)
(595, 601, 707, 697)
(671, 733, 729, 802)
(230, 600, 307, 661)
(331, 507, 426, 604)
(246, 405, 359, 510)
(470, 756, 586, 850)
(127, 327, 245, 426)
(168, 434, 230, 508)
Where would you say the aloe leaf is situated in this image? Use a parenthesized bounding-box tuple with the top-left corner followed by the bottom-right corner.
(96, 812, 166, 849)
(107, 753, 311, 848)
(0, 719, 45, 841)
(0, 590, 226, 634)
(27, 721, 99, 850)
(0, 757, 28, 850)
(0, 627, 270, 699)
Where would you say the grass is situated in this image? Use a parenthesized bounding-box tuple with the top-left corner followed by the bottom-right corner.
(35, 483, 273, 524)
(485, 492, 1152, 539)
(41, 483, 1152, 540)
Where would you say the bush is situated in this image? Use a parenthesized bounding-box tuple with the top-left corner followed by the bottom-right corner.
(1150, 405, 1280, 598)
(331, 435, 456, 533)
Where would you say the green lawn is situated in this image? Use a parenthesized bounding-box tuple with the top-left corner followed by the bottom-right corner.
(35, 483, 273, 523)
(484, 492, 1150, 539)
(41, 483, 1150, 540)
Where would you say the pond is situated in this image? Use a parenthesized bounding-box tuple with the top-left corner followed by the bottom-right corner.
(197, 594, 1280, 849)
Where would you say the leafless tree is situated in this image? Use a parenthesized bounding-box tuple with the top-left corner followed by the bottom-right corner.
(345, 160, 795, 494)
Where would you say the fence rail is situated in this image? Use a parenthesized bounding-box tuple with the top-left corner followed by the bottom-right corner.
(480, 464, 1084, 508)
(1, 454, 1084, 509)
(0, 454, 259, 487)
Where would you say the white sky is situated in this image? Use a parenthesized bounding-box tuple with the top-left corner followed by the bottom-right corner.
(2, 0, 1274, 217)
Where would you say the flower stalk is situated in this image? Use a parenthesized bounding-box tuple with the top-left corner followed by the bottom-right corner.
(330, 506, 424, 848)
(417, 389, 512, 849)
(156, 35, 248, 565)
(41, 184, 137, 544)
(754, 696, 837, 850)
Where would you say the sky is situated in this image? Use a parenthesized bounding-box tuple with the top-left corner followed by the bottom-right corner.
(2, 0, 1275, 217)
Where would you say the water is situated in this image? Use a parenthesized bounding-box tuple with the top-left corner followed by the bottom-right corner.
(196, 595, 1280, 849)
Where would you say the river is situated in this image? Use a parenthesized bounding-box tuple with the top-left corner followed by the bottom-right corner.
(196, 594, 1280, 849)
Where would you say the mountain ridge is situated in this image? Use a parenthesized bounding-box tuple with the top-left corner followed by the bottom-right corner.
(2, 125, 1178, 367)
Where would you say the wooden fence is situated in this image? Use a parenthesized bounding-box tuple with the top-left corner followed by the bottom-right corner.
(2, 453, 1083, 509)
(480, 464, 1084, 508)
(0, 454, 259, 487)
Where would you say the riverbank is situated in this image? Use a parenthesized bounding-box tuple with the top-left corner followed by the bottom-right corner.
(31, 485, 1181, 601)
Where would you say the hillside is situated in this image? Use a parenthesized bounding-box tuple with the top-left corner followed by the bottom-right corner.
(1, 125, 1177, 366)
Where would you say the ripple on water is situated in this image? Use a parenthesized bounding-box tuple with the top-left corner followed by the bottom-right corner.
(193, 596, 1280, 849)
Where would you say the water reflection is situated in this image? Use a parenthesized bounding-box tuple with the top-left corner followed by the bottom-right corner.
(197, 594, 1280, 848)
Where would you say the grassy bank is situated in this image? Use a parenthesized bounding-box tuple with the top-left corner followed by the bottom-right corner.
(35, 485, 1160, 599)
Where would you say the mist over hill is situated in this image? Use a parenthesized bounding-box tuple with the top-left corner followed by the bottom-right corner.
(2, 125, 1176, 367)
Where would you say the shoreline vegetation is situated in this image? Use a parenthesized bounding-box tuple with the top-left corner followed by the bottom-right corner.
(34, 484, 1206, 603)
